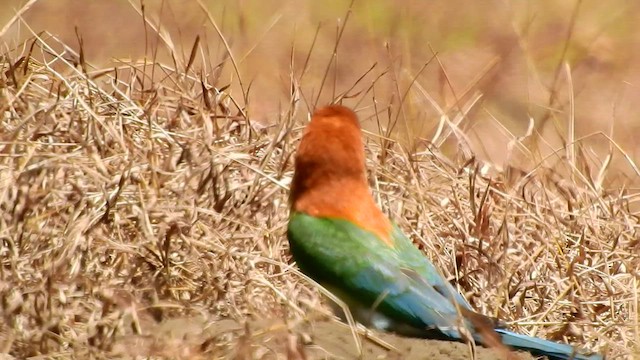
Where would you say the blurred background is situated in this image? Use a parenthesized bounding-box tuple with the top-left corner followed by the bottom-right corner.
(2, 0, 640, 187)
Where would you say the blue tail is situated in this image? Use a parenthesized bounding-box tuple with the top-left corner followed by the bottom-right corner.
(496, 329, 603, 360)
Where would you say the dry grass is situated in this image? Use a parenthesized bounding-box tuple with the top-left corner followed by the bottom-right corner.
(1, 13, 639, 360)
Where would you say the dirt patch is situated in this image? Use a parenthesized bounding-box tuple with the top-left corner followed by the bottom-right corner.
(113, 316, 534, 359)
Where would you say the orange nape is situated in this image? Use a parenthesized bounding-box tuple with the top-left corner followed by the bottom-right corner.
(290, 105, 394, 246)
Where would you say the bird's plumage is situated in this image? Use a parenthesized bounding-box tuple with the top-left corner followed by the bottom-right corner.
(287, 105, 602, 360)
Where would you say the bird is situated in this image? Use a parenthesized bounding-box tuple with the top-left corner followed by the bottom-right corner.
(286, 104, 603, 360)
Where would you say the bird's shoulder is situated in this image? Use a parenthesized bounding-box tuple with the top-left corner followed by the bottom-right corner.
(288, 211, 397, 253)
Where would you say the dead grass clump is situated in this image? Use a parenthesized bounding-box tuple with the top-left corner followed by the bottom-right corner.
(0, 33, 317, 358)
(0, 34, 637, 359)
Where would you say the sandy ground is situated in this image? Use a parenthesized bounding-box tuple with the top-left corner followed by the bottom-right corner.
(112, 315, 534, 359)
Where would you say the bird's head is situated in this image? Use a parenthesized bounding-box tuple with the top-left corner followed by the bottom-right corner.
(290, 105, 368, 204)
(289, 104, 394, 245)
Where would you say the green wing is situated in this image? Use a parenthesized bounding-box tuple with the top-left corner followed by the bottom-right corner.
(389, 225, 472, 310)
(287, 211, 464, 336)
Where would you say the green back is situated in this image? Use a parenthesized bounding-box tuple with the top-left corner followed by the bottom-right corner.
(287, 211, 470, 332)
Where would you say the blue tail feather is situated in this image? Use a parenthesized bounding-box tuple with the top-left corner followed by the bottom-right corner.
(496, 329, 603, 360)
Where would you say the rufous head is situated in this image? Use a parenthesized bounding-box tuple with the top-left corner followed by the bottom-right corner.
(290, 104, 393, 245)
(290, 105, 367, 203)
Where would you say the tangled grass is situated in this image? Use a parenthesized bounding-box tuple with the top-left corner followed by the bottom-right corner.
(1, 29, 639, 359)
